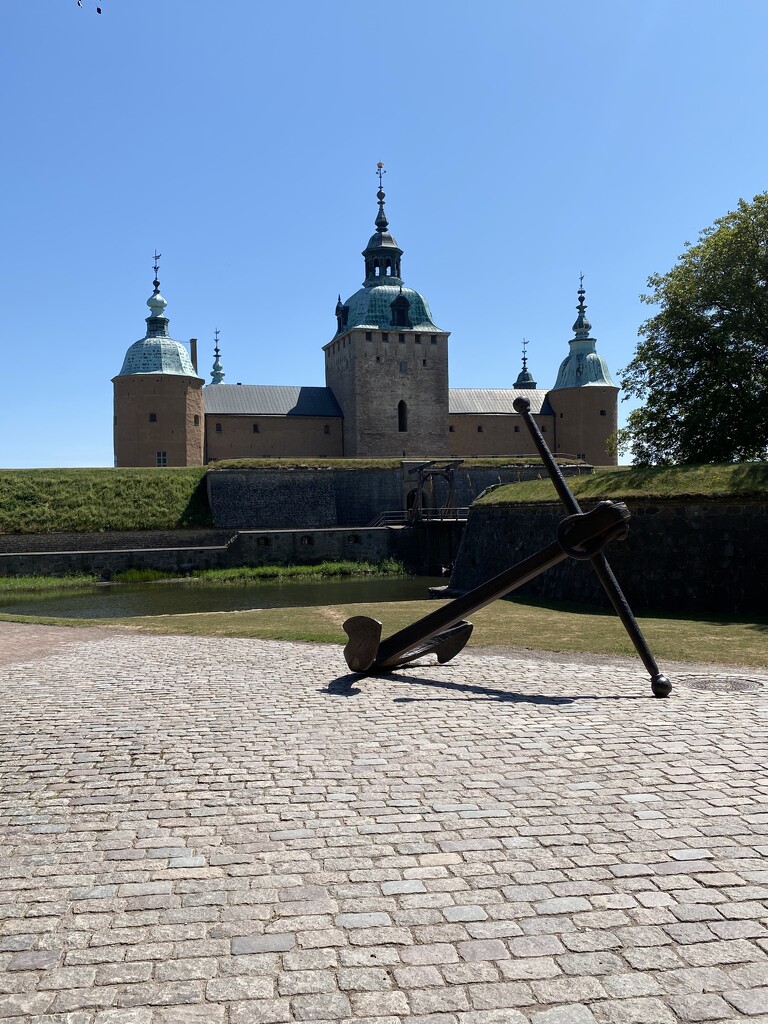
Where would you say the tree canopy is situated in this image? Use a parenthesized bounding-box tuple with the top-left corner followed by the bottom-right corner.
(619, 193, 768, 464)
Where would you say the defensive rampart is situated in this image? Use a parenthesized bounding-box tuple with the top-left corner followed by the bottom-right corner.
(449, 500, 768, 615)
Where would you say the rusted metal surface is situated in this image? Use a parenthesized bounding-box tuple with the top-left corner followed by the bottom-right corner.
(343, 397, 672, 698)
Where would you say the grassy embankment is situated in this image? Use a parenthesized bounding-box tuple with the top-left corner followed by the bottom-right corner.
(475, 462, 768, 505)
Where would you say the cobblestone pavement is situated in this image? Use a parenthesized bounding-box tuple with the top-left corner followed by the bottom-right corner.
(1, 623, 768, 1024)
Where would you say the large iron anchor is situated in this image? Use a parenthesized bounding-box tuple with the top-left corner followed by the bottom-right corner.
(343, 396, 672, 699)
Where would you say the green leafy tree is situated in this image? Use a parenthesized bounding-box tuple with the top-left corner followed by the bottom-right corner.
(619, 193, 768, 464)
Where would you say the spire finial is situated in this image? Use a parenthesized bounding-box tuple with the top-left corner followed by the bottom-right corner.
(375, 162, 388, 232)
(522, 337, 529, 371)
(573, 273, 592, 338)
(211, 328, 225, 385)
(514, 337, 537, 389)
(152, 249, 162, 293)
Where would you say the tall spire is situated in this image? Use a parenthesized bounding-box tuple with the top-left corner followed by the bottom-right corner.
(211, 328, 225, 385)
(375, 161, 389, 232)
(514, 337, 537, 389)
(362, 163, 403, 285)
(145, 249, 169, 336)
(552, 274, 616, 390)
(572, 272, 592, 338)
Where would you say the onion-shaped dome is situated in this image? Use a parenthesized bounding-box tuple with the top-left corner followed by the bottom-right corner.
(552, 284, 615, 389)
(117, 279, 200, 378)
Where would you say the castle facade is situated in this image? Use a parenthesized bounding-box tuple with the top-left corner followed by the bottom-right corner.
(114, 176, 618, 467)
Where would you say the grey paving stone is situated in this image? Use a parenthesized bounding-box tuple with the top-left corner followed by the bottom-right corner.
(530, 1005, 599, 1024)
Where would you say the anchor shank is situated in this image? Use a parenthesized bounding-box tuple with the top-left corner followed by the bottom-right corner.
(375, 540, 567, 667)
(590, 551, 662, 679)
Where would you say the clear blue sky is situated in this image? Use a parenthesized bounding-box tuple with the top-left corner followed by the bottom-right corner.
(2, 0, 766, 467)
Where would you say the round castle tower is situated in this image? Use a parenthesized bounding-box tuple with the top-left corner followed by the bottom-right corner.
(113, 264, 204, 467)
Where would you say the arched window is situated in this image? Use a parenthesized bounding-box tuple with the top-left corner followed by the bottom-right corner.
(398, 400, 408, 432)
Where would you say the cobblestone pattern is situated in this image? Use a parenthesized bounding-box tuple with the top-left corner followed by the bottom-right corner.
(1, 624, 768, 1023)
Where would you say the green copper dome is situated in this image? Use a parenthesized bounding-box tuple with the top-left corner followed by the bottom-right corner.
(335, 169, 442, 333)
(552, 285, 615, 390)
(118, 283, 200, 378)
(342, 283, 440, 331)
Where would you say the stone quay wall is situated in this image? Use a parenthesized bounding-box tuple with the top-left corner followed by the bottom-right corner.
(0, 527, 413, 578)
(206, 464, 592, 529)
(449, 500, 768, 615)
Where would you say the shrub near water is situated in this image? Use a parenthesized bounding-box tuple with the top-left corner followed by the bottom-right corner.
(0, 468, 211, 534)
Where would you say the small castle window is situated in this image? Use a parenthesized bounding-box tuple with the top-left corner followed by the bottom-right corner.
(300, 535, 314, 546)
(541, 425, 547, 432)
(514, 426, 520, 433)
(347, 534, 362, 544)
(415, 334, 422, 344)
(600, 409, 607, 416)
(430, 335, 437, 345)
(324, 425, 331, 435)
(257, 536, 271, 547)
(149, 412, 157, 422)
(398, 400, 408, 432)
(376, 356, 381, 363)
(382, 332, 389, 342)
(194, 414, 200, 426)
(477, 425, 483, 433)
(449, 425, 455, 433)
(399, 361, 407, 373)
(215, 423, 222, 433)
(252, 423, 259, 433)
(365, 331, 372, 341)
(578, 452, 586, 460)
(156, 451, 167, 466)
(422, 359, 427, 367)
(560, 413, 564, 419)
(399, 333, 405, 343)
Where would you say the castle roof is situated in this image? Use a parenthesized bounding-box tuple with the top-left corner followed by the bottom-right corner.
(117, 274, 200, 379)
(204, 384, 342, 418)
(449, 389, 553, 415)
(552, 283, 616, 390)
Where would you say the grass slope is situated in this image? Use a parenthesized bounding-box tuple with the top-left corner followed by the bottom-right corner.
(2, 597, 764, 668)
(0, 468, 212, 534)
(477, 463, 768, 506)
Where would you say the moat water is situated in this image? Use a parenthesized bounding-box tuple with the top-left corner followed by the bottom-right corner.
(0, 575, 444, 620)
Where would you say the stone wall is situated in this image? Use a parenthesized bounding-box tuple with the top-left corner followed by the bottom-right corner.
(0, 527, 414, 578)
(207, 464, 592, 530)
(450, 500, 768, 615)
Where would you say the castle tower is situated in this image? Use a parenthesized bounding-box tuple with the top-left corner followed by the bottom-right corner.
(548, 280, 619, 465)
(113, 259, 204, 466)
(323, 165, 450, 457)
(514, 339, 538, 389)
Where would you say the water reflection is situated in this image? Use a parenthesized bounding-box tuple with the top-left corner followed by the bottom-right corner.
(0, 576, 443, 620)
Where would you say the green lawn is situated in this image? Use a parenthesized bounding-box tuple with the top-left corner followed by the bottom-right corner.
(3, 597, 765, 669)
(479, 462, 768, 505)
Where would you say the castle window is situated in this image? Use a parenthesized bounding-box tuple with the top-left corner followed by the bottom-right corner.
(399, 361, 407, 373)
(398, 400, 408, 432)
(578, 453, 586, 459)
(477, 425, 483, 433)
(422, 359, 427, 367)
(600, 409, 607, 416)
(194, 414, 200, 426)
(324, 424, 331, 435)
(257, 536, 271, 547)
(541, 425, 547, 432)
(365, 331, 372, 341)
(399, 333, 405, 343)
(415, 334, 422, 344)
(252, 423, 259, 433)
(215, 423, 222, 433)
(347, 534, 362, 544)
(430, 335, 437, 345)
(156, 451, 167, 467)
(300, 535, 314, 546)
(514, 426, 520, 433)
(560, 413, 564, 419)
(149, 412, 157, 422)
(381, 332, 388, 342)
(449, 425, 455, 433)
(376, 356, 381, 363)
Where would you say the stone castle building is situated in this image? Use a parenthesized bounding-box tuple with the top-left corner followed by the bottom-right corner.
(114, 173, 618, 467)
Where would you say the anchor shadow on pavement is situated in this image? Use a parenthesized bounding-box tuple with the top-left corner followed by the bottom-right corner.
(325, 670, 645, 705)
